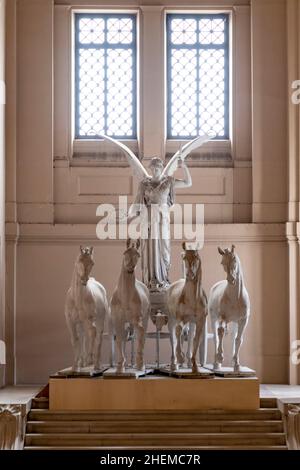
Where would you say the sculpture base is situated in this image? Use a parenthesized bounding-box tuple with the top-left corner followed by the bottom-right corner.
(205, 364, 256, 377)
(52, 366, 109, 378)
(149, 290, 168, 323)
(103, 368, 154, 379)
(49, 375, 260, 411)
(159, 365, 214, 379)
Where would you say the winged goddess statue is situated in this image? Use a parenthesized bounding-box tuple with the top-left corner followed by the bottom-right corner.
(102, 134, 212, 290)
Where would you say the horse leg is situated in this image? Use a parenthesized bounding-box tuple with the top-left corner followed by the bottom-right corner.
(168, 319, 178, 371)
(83, 320, 96, 366)
(94, 314, 105, 371)
(199, 318, 207, 366)
(192, 317, 205, 373)
(213, 319, 225, 369)
(108, 314, 115, 367)
(232, 317, 248, 371)
(212, 319, 220, 369)
(216, 322, 225, 368)
(187, 322, 196, 368)
(115, 321, 126, 373)
(175, 323, 184, 367)
(134, 321, 145, 371)
(66, 316, 81, 371)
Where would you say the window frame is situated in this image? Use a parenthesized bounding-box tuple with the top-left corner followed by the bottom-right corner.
(54, 5, 251, 166)
(166, 12, 230, 141)
(74, 12, 138, 140)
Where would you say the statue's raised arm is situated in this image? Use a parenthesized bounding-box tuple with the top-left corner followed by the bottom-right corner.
(161, 133, 213, 178)
(101, 135, 150, 181)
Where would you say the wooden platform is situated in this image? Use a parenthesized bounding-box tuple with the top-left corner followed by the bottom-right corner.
(49, 374, 260, 411)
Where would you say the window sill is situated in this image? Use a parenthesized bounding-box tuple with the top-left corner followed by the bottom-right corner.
(165, 151, 233, 168)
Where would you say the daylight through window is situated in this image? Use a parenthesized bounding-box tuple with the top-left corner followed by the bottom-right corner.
(75, 13, 137, 139)
(167, 14, 229, 139)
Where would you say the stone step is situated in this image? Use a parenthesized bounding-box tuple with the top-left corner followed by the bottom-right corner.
(29, 398, 276, 411)
(259, 398, 278, 408)
(25, 432, 286, 447)
(27, 408, 282, 422)
(24, 445, 288, 450)
(26, 419, 284, 434)
(31, 397, 49, 410)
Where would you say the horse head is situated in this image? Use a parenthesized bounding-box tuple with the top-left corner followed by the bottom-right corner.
(218, 245, 238, 285)
(123, 238, 141, 274)
(77, 246, 95, 286)
(182, 242, 202, 281)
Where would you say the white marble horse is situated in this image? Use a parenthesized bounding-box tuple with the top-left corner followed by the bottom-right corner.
(167, 243, 208, 373)
(65, 246, 109, 371)
(111, 239, 150, 373)
(209, 245, 250, 371)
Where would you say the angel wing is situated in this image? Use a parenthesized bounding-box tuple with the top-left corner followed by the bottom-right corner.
(101, 135, 150, 180)
(161, 134, 213, 178)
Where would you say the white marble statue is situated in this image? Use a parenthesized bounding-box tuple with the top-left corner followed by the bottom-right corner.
(102, 134, 211, 290)
(208, 245, 250, 372)
(65, 246, 109, 372)
(110, 238, 150, 373)
(167, 243, 208, 373)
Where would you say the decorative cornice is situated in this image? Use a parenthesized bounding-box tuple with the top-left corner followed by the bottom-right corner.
(0, 405, 23, 450)
(5, 223, 286, 244)
(165, 152, 234, 168)
(286, 404, 300, 450)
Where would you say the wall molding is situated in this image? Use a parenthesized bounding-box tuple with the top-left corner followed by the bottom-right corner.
(5, 222, 286, 245)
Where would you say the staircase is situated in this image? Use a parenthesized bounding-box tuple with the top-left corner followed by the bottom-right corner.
(24, 396, 287, 450)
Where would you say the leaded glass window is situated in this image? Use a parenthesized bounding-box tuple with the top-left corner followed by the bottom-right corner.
(167, 14, 229, 139)
(75, 14, 137, 139)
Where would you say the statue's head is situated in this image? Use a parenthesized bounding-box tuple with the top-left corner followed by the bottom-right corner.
(217, 245, 238, 285)
(77, 246, 94, 286)
(149, 157, 164, 178)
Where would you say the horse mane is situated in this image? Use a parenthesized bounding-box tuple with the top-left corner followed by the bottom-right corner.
(196, 256, 203, 299)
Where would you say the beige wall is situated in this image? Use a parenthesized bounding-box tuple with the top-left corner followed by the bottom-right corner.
(0, 0, 5, 388)
(4, 0, 299, 385)
(287, 0, 300, 385)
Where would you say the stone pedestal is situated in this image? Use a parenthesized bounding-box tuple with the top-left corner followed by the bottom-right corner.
(53, 366, 108, 378)
(49, 375, 260, 411)
(103, 368, 153, 379)
(159, 366, 214, 379)
(205, 365, 256, 377)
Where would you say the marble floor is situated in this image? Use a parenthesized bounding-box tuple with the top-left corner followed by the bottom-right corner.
(0, 385, 42, 404)
(260, 384, 300, 402)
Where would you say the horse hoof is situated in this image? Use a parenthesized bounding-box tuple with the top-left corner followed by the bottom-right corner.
(177, 354, 185, 365)
(216, 354, 224, 364)
(86, 355, 93, 366)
